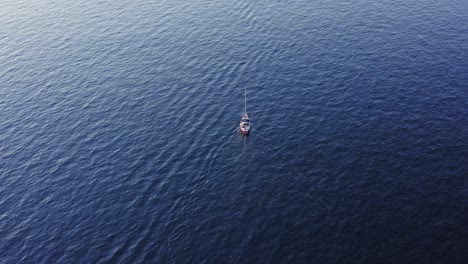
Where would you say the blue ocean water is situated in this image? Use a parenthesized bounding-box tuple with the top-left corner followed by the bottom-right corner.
(1, 0, 468, 263)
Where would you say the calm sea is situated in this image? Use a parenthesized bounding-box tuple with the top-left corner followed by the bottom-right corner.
(1, 0, 467, 263)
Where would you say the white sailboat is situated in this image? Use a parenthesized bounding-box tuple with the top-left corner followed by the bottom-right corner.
(239, 86, 251, 135)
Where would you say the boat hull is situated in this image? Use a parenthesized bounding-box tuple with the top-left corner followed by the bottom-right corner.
(240, 128, 250, 135)
(240, 113, 250, 135)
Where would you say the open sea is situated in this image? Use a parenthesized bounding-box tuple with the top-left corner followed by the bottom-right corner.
(1, 0, 468, 263)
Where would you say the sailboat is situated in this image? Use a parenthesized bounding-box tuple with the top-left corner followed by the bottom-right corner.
(239, 86, 251, 135)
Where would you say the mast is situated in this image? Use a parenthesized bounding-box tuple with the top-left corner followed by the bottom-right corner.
(244, 86, 247, 114)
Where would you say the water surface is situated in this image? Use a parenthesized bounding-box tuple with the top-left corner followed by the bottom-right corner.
(1, 0, 468, 263)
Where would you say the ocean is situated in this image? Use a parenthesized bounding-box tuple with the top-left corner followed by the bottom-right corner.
(1, 0, 467, 263)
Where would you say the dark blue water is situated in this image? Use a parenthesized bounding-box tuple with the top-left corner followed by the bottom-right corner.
(1, 0, 468, 263)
